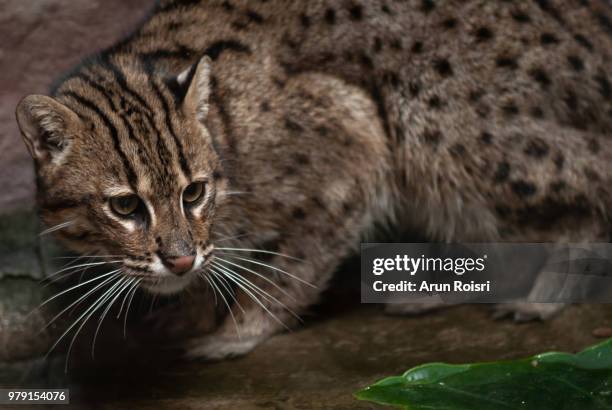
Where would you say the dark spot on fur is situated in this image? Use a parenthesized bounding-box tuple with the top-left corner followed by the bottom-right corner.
(423, 129, 443, 146)
(311, 196, 326, 209)
(595, 74, 611, 99)
(530, 106, 545, 118)
(449, 143, 466, 157)
(540, 32, 559, 45)
(315, 125, 329, 137)
(383, 71, 400, 87)
(257, 240, 281, 262)
(596, 12, 612, 34)
(495, 205, 512, 218)
(480, 131, 493, 144)
(433, 58, 453, 77)
(348, 3, 363, 20)
(567, 55, 584, 71)
(550, 180, 567, 193)
(529, 68, 551, 88)
(325, 8, 336, 24)
(411, 41, 424, 53)
(524, 137, 549, 158)
(513, 198, 592, 229)
(564, 90, 578, 111)
(574, 33, 594, 51)
(292, 208, 306, 219)
(260, 101, 271, 112)
(271, 77, 287, 90)
(441, 18, 457, 29)
(554, 152, 565, 170)
(300, 13, 311, 27)
(476, 104, 491, 119)
(381, 4, 392, 14)
(474, 26, 493, 42)
(409, 81, 421, 97)
(231, 20, 248, 30)
(420, 0, 435, 13)
(511, 181, 537, 198)
(496, 56, 519, 69)
(359, 53, 374, 69)
(468, 89, 484, 102)
(246, 9, 264, 24)
(512, 11, 531, 23)
(494, 161, 511, 182)
(390, 38, 403, 50)
(584, 167, 601, 181)
(587, 138, 600, 154)
(534, 0, 564, 25)
(294, 153, 310, 165)
(428, 95, 443, 109)
(284, 117, 304, 133)
(342, 201, 354, 214)
(502, 103, 519, 116)
(222, 1, 234, 11)
(283, 36, 299, 51)
(373, 37, 383, 52)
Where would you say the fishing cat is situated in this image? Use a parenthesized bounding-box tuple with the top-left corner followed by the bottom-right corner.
(15, 0, 612, 359)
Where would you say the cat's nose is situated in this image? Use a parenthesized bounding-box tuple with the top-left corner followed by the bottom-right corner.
(163, 255, 196, 276)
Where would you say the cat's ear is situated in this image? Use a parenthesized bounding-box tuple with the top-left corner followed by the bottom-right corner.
(178, 56, 212, 121)
(15, 95, 81, 164)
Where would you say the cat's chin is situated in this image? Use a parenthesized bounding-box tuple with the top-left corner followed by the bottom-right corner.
(140, 273, 196, 295)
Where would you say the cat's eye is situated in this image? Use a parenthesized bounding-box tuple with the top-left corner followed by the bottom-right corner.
(183, 182, 206, 204)
(110, 195, 141, 216)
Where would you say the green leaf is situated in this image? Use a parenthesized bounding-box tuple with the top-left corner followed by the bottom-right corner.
(355, 339, 612, 410)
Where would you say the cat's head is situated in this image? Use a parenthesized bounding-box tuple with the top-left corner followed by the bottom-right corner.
(16, 56, 226, 294)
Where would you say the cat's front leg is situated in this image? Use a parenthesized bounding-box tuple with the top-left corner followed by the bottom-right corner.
(181, 246, 331, 360)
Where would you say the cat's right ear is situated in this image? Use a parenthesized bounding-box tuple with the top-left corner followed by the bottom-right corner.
(15, 95, 81, 164)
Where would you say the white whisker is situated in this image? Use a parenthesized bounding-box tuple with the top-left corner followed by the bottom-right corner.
(39, 221, 74, 236)
(37, 270, 120, 313)
(43, 274, 121, 371)
(201, 272, 241, 339)
(52, 255, 124, 260)
(123, 279, 141, 338)
(216, 254, 316, 289)
(212, 233, 251, 243)
(42, 260, 122, 287)
(215, 247, 302, 261)
(91, 277, 134, 358)
(218, 191, 251, 197)
(210, 265, 290, 330)
(201, 273, 218, 306)
(41, 271, 121, 332)
(62, 276, 126, 372)
(210, 270, 245, 315)
(213, 257, 296, 301)
(116, 279, 141, 320)
(211, 263, 300, 326)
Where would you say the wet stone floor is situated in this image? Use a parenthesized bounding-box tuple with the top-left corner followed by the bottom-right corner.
(5, 300, 612, 409)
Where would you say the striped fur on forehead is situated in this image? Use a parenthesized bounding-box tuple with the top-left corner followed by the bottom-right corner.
(52, 53, 219, 198)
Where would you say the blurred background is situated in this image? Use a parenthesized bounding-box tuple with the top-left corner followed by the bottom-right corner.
(0, 0, 150, 213)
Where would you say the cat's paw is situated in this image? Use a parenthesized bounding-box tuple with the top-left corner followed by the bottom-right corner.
(493, 302, 565, 322)
(182, 334, 264, 361)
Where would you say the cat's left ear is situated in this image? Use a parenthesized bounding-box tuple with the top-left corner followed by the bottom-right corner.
(171, 56, 212, 121)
